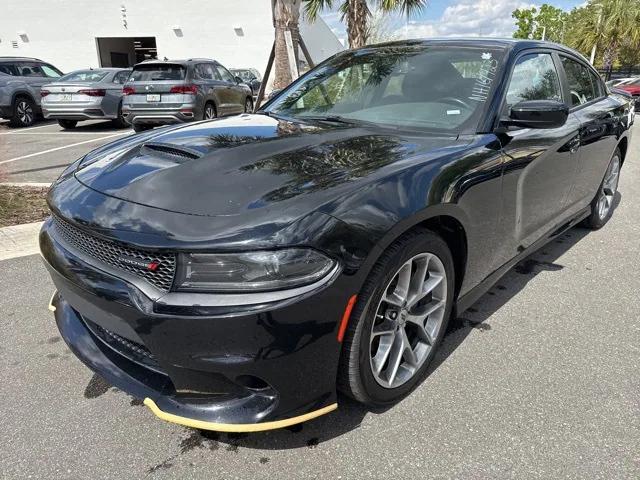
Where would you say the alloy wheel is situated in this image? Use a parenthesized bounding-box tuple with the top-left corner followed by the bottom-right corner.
(369, 253, 447, 389)
(598, 155, 620, 220)
(17, 100, 34, 125)
(204, 104, 215, 119)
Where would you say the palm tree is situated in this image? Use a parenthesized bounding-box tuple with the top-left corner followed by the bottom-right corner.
(303, 0, 426, 48)
(272, 0, 303, 89)
(571, 0, 640, 73)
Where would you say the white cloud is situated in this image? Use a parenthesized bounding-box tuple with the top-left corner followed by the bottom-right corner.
(399, 0, 536, 39)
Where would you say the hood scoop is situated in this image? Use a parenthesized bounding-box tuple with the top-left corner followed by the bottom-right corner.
(141, 142, 202, 161)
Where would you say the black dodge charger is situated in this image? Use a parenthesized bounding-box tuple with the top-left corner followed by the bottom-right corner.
(41, 39, 634, 432)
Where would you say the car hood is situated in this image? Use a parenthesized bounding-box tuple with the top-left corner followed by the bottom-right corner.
(74, 114, 465, 217)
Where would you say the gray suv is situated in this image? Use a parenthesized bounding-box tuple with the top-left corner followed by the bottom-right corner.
(122, 58, 254, 132)
(0, 57, 64, 127)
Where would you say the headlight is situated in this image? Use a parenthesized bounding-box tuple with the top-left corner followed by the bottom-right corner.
(175, 249, 336, 292)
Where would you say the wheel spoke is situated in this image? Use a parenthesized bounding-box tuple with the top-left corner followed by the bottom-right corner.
(407, 255, 430, 306)
(384, 263, 411, 306)
(399, 328, 419, 366)
(372, 331, 396, 376)
(371, 319, 396, 338)
(385, 332, 405, 384)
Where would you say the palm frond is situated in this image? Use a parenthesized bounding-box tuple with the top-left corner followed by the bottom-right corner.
(303, 0, 334, 21)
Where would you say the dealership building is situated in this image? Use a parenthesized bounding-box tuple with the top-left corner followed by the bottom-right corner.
(0, 0, 344, 77)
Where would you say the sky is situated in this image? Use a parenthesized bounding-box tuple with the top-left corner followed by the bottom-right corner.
(319, 0, 583, 45)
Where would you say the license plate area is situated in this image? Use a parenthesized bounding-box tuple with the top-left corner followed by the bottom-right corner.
(146, 94, 161, 102)
(58, 93, 73, 101)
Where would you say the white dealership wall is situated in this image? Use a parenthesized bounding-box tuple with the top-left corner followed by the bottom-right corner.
(0, 0, 343, 74)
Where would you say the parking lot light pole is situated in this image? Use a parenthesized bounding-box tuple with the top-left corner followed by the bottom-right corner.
(589, 3, 604, 65)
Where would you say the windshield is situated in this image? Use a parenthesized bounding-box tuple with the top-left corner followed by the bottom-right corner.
(129, 64, 186, 82)
(267, 45, 506, 133)
(59, 70, 109, 82)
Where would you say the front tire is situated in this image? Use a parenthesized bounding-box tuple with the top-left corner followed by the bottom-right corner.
(583, 148, 621, 229)
(10, 96, 36, 127)
(244, 97, 253, 113)
(338, 229, 455, 406)
(57, 119, 77, 129)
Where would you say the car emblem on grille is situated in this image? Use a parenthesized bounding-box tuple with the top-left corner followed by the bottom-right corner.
(61, 87, 66, 92)
(118, 255, 161, 271)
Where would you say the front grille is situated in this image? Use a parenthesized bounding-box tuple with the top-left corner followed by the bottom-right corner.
(53, 215, 176, 292)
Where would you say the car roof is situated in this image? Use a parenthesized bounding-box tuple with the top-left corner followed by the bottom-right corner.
(0, 56, 45, 62)
(136, 58, 216, 66)
(363, 37, 586, 57)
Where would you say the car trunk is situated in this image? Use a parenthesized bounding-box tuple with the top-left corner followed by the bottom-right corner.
(125, 63, 191, 109)
(43, 83, 106, 107)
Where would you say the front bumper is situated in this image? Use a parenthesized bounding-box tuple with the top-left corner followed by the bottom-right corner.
(40, 217, 345, 431)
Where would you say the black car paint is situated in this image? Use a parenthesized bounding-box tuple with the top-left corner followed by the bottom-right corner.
(41, 39, 633, 427)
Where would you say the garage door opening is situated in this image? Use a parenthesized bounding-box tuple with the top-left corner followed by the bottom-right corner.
(96, 37, 158, 67)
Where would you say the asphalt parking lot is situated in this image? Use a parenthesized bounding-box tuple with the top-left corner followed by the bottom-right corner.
(0, 119, 133, 183)
(1, 123, 639, 479)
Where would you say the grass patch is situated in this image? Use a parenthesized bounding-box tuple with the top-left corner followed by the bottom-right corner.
(0, 185, 50, 227)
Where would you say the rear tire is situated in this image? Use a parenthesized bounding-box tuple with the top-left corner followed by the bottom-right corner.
(203, 102, 217, 120)
(583, 148, 621, 229)
(112, 103, 128, 128)
(57, 119, 77, 129)
(133, 124, 152, 133)
(9, 96, 36, 127)
(338, 229, 455, 406)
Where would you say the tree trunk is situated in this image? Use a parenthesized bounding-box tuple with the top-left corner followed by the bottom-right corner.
(346, 0, 370, 48)
(273, 0, 301, 90)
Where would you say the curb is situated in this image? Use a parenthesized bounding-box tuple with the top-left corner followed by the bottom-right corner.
(1, 182, 52, 188)
(0, 221, 43, 261)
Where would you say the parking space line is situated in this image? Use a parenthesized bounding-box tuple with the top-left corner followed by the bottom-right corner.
(0, 123, 59, 133)
(0, 132, 131, 165)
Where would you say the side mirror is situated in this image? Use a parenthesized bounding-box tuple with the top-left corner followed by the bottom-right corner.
(234, 76, 244, 84)
(504, 100, 569, 129)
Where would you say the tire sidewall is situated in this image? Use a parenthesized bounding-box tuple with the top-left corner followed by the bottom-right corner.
(348, 231, 456, 405)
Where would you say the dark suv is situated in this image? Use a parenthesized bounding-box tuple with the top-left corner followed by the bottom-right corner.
(122, 58, 254, 132)
(0, 57, 64, 127)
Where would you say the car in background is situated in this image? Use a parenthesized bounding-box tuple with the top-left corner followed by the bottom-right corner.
(41, 68, 132, 129)
(0, 56, 63, 127)
(122, 58, 254, 132)
(230, 68, 262, 96)
(615, 77, 640, 110)
(605, 77, 636, 89)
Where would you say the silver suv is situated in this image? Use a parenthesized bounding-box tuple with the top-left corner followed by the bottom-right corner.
(0, 57, 64, 127)
(122, 58, 254, 132)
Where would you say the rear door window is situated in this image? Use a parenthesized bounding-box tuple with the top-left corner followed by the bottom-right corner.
(129, 64, 187, 82)
(0, 63, 18, 76)
(560, 57, 597, 107)
(505, 53, 562, 107)
(195, 63, 215, 80)
(215, 65, 235, 83)
(17, 63, 45, 77)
